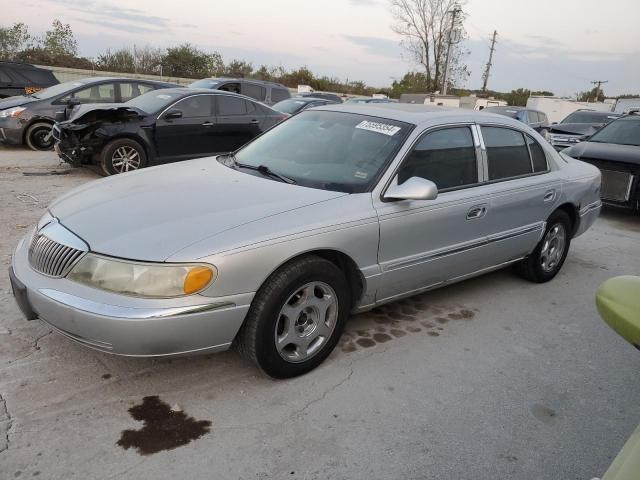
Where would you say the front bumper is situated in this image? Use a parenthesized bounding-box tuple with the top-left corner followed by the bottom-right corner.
(10, 232, 253, 357)
(0, 118, 24, 145)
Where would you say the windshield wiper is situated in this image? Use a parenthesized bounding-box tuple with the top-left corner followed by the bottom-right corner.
(220, 154, 296, 184)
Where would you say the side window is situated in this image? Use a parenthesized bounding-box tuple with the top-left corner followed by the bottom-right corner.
(120, 83, 155, 102)
(245, 100, 257, 114)
(62, 83, 116, 103)
(527, 111, 539, 123)
(526, 134, 548, 172)
(218, 82, 240, 94)
(241, 83, 266, 101)
(538, 112, 548, 124)
(482, 127, 533, 180)
(217, 95, 247, 115)
(271, 88, 290, 103)
(171, 96, 212, 118)
(397, 127, 478, 190)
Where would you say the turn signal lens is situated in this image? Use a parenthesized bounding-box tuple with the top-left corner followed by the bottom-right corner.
(184, 266, 214, 294)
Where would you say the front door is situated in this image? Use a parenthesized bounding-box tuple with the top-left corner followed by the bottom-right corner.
(154, 95, 215, 162)
(374, 125, 497, 302)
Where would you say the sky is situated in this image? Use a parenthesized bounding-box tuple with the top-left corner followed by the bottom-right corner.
(5, 0, 640, 96)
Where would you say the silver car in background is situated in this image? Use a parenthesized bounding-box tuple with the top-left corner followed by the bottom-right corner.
(10, 104, 602, 378)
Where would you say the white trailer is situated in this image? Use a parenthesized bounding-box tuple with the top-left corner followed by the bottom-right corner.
(526, 96, 613, 123)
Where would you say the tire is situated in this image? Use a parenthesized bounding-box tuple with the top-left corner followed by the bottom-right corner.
(25, 122, 55, 151)
(100, 138, 147, 176)
(236, 255, 351, 379)
(516, 210, 572, 283)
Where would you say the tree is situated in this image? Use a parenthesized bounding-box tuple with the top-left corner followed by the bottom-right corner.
(41, 19, 77, 57)
(577, 87, 605, 103)
(390, 71, 431, 97)
(96, 48, 135, 73)
(223, 59, 253, 78)
(0, 23, 32, 60)
(161, 44, 223, 78)
(390, 0, 470, 92)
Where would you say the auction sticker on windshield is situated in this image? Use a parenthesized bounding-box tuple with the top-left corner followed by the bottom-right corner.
(355, 120, 401, 136)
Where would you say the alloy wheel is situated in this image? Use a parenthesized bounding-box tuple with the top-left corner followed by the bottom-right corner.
(111, 146, 141, 173)
(540, 223, 566, 273)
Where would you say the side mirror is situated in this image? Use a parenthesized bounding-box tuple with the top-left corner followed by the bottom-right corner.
(163, 109, 183, 120)
(66, 97, 81, 107)
(596, 276, 640, 349)
(552, 121, 558, 125)
(384, 176, 438, 201)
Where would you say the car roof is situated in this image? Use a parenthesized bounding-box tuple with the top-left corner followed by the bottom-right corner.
(195, 77, 288, 88)
(73, 77, 175, 86)
(149, 87, 277, 108)
(313, 103, 527, 129)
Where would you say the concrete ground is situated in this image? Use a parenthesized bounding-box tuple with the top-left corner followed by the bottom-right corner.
(1, 144, 639, 480)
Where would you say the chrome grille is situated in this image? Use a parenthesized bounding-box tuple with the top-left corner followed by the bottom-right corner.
(600, 169, 634, 202)
(28, 234, 85, 277)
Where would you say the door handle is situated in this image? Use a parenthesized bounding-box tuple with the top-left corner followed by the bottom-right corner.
(467, 205, 487, 220)
(250, 119, 260, 124)
(543, 190, 555, 202)
(202, 121, 213, 127)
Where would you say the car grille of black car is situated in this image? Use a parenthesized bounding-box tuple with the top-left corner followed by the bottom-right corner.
(600, 169, 635, 202)
(28, 233, 85, 277)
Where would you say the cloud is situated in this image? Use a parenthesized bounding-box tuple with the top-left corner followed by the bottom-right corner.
(343, 35, 401, 58)
(348, 0, 385, 5)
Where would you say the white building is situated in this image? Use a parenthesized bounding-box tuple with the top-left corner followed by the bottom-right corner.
(526, 96, 613, 123)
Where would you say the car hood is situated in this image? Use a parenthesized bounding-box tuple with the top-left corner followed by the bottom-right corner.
(0, 95, 38, 110)
(564, 141, 640, 166)
(549, 123, 599, 136)
(66, 103, 145, 123)
(48, 158, 347, 261)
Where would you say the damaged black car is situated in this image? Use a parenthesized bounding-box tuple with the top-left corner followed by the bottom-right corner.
(53, 88, 286, 175)
(548, 110, 621, 151)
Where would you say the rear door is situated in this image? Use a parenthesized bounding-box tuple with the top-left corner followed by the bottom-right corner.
(212, 95, 264, 152)
(154, 94, 215, 162)
(117, 82, 157, 102)
(476, 124, 560, 263)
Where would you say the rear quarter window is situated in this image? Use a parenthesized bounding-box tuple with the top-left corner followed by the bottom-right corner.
(271, 88, 290, 103)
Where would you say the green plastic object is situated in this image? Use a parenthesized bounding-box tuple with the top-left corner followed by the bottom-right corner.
(595, 275, 640, 480)
(596, 276, 640, 350)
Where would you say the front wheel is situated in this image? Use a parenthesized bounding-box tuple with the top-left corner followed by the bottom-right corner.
(236, 256, 350, 378)
(101, 138, 147, 175)
(25, 122, 54, 151)
(516, 210, 572, 283)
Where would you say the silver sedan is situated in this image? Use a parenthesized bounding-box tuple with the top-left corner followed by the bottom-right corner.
(10, 104, 602, 378)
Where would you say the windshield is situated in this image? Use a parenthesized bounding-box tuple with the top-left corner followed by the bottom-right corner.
(272, 98, 310, 114)
(28, 80, 88, 99)
(346, 98, 370, 103)
(125, 91, 183, 114)
(561, 111, 619, 124)
(484, 107, 520, 118)
(230, 110, 412, 193)
(588, 116, 640, 146)
(188, 79, 221, 89)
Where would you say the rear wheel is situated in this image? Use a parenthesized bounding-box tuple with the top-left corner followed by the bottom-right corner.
(516, 210, 572, 283)
(101, 138, 147, 175)
(236, 256, 350, 378)
(25, 122, 54, 151)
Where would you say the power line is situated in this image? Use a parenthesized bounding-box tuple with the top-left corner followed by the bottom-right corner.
(481, 30, 498, 92)
(590, 80, 608, 101)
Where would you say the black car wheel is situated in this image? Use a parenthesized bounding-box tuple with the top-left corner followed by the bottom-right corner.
(101, 138, 147, 176)
(236, 255, 350, 378)
(25, 122, 55, 151)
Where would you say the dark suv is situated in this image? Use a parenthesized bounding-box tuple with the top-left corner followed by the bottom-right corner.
(0, 76, 176, 150)
(189, 78, 291, 106)
(484, 106, 550, 136)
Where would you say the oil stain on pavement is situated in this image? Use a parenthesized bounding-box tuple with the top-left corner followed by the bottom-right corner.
(340, 295, 477, 353)
(117, 396, 211, 455)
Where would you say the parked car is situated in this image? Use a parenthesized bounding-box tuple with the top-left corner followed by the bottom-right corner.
(0, 61, 58, 99)
(272, 96, 337, 115)
(0, 77, 176, 151)
(483, 106, 550, 137)
(562, 113, 640, 210)
(53, 88, 286, 175)
(548, 110, 621, 151)
(595, 275, 640, 480)
(10, 104, 601, 378)
(298, 92, 343, 103)
(345, 97, 395, 104)
(189, 78, 290, 106)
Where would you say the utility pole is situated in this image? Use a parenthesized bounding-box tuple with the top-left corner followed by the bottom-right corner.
(481, 30, 498, 93)
(590, 80, 608, 102)
(441, 4, 462, 95)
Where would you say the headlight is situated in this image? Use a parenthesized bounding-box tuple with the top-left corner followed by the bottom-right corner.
(67, 254, 216, 298)
(0, 106, 26, 118)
